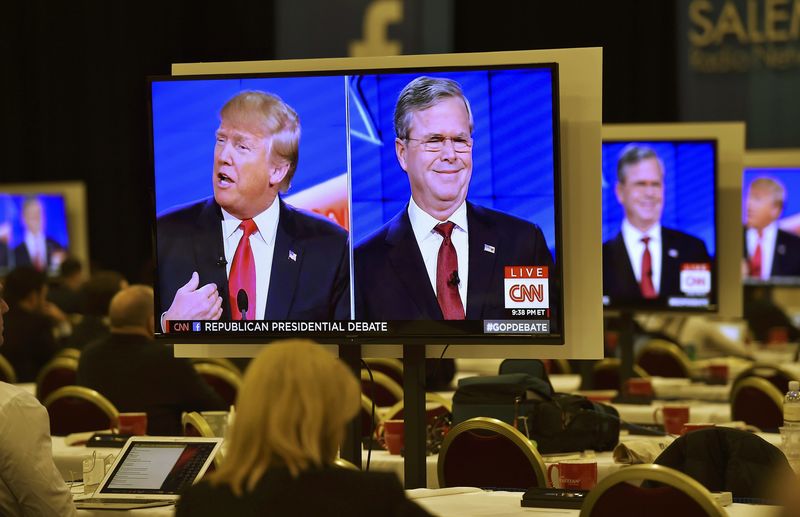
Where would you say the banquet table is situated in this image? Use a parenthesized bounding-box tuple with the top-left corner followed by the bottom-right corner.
(408, 488, 782, 517)
(52, 436, 118, 482)
(611, 401, 732, 426)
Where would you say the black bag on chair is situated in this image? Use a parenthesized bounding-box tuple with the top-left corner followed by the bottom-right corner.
(527, 394, 620, 454)
(452, 374, 619, 454)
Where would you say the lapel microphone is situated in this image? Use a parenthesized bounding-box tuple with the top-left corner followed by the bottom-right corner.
(447, 270, 460, 288)
(237, 289, 249, 320)
(216, 257, 227, 267)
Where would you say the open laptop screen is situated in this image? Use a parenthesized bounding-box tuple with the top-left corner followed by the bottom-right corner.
(99, 441, 217, 495)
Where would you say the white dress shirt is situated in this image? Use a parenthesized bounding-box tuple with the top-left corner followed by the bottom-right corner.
(746, 222, 777, 280)
(23, 231, 46, 268)
(407, 198, 469, 310)
(220, 199, 280, 320)
(0, 382, 76, 517)
(621, 219, 662, 295)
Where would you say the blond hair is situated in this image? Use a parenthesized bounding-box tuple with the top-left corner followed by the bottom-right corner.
(749, 176, 786, 210)
(210, 339, 360, 495)
(220, 91, 301, 193)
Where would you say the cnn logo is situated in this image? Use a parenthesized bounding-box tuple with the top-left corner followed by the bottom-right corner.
(504, 278, 549, 309)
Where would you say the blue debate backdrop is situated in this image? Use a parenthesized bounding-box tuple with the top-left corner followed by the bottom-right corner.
(743, 169, 800, 224)
(0, 194, 69, 251)
(601, 141, 717, 257)
(151, 76, 348, 215)
(349, 68, 559, 258)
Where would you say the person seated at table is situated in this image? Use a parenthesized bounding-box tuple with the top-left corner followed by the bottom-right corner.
(66, 270, 127, 349)
(1, 266, 69, 382)
(0, 282, 77, 516)
(175, 339, 431, 517)
(77, 285, 226, 435)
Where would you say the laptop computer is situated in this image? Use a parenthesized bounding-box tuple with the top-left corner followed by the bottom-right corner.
(74, 436, 222, 510)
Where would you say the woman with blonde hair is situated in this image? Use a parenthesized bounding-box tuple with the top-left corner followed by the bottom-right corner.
(176, 339, 430, 516)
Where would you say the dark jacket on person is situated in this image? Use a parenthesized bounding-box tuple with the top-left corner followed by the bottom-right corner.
(175, 467, 431, 517)
(1, 307, 60, 382)
(653, 427, 792, 499)
(77, 332, 226, 435)
(65, 315, 110, 350)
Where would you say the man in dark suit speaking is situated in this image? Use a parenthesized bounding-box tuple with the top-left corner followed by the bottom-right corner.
(157, 91, 349, 326)
(744, 176, 800, 279)
(354, 76, 555, 321)
(603, 144, 710, 305)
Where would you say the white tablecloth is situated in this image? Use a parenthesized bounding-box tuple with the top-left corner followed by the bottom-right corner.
(612, 401, 732, 425)
(410, 488, 782, 517)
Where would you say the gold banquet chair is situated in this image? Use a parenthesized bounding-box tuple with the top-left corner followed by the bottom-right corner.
(360, 369, 403, 407)
(190, 357, 243, 377)
(363, 358, 404, 387)
(383, 393, 452, 427)
(635, 339, 692, 378)
(193, 363, 243, 407)
(732, 363, 797, 394)
(438, 417, 547, 490)
(44, 386, 119, 436)
(730, 376, 784, 432)
(361, 394, 382, 439)
(55, 347, 82, 361)
(591, 358, 649, 390)
(0, 354, 17, 384)
(579, 464, 725, 517)
(36, 356, 79, 402)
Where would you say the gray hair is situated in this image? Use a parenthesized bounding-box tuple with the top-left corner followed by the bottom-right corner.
(393, 76, 474, 140)
(616, 144, 665, 184)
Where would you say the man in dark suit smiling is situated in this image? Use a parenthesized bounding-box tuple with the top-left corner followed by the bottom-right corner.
(156, 91, 349, 326)
(354, 76, 555, 322)
(603, 144, 710, 306)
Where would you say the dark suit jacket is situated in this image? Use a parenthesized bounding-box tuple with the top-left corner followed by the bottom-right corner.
(354, 202, 556, 322)
(743, 226, 800, 278)
(603, 227, 711, 306)
(156, 197, 349, 321)
(175, 467, 432, 517)
(77, 333, 226, 435)
(1, 307, 60, 382)
(0, 241, 7, 268)
(13, 237, 64, 270)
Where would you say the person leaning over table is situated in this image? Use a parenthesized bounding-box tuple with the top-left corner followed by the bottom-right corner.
(176, 339, 431, 517)
(0, 282, 76, 516)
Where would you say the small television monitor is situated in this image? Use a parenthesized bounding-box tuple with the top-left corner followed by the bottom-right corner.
(0, 183, 88, 277)
(601, 139, 718, 311)
(743, 149, 800, 286)
(150, 58, 567, 345)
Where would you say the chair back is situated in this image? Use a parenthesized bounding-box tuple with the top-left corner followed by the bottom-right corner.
(653, 427, 792, 499)
(591, 359, 649, 390)
(438, 417, 546, 489)
(360, 370, 403, 407)
(182, 411, 215, 437)
(635, 339, 692, 378)
(333, 458, 359, 470)
(545, 359, 571, 374)
(498, 359, 554, 393)
(36, 356, 78, 401)
(363, 358, 403, 387)
(193, 363, 242, 407)
(55, 348, 81, 360)
(732, 363, 797, 394)
(580, 464, 726, 517)
(361, 394, 381, 439)
(730, 376, 784, 432)
(0, 354, 17, 384)
(190, 357, 243, 376)
(44, 386, 119, 436)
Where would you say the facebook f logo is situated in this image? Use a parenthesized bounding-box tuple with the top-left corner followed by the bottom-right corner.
(192, 322, 201, 332)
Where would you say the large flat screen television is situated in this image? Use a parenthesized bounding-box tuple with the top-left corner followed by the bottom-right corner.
(150, 62, 564, 344)
(743, 149, 800, 286)
(0, 182, 88, 277)
(601, 139, 718, 311)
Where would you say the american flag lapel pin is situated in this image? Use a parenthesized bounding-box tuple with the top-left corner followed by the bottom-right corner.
(484, 244, 495, 254)
(288, 250, 297, 262)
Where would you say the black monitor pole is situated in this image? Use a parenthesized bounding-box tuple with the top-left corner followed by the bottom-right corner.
(618, 311, 635, 387)
(403, 344, 427, 488)
(339, 344, 362, 468)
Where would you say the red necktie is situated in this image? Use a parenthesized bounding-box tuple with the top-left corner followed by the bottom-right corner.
(434, 222, 465, 320)
(748, 230, 763, 278)
(640, 236, 657, 299)
(228, 219, 257, 320)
